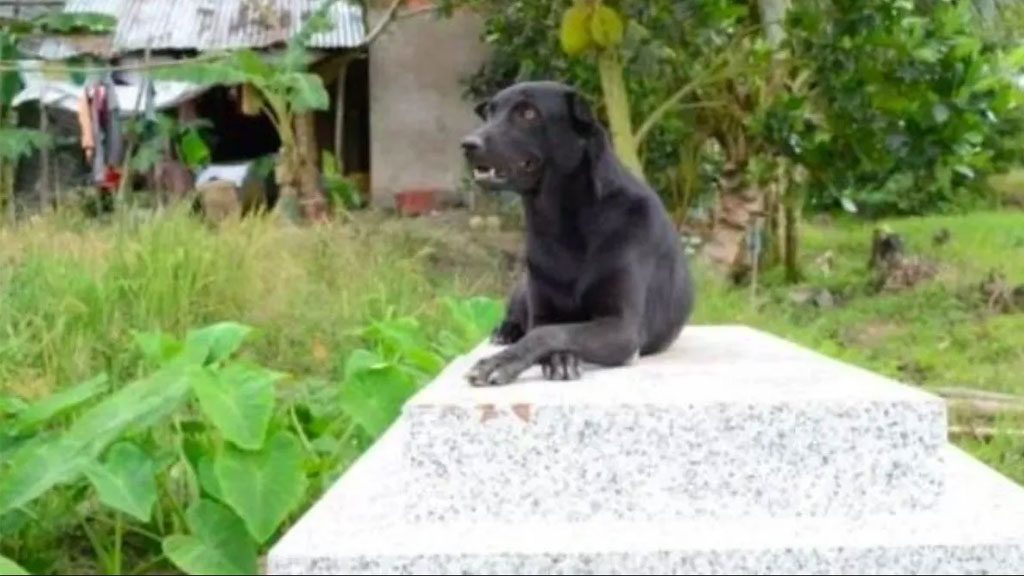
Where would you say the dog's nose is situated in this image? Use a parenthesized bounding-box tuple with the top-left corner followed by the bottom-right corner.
(461, 135, 483, 154)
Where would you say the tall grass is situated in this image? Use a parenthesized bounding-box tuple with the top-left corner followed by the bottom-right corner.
(0, 208, 508, 400)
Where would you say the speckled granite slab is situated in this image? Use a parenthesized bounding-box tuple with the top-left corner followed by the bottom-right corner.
(268, 418, 1024, 575)
(402, 326, 947, 522)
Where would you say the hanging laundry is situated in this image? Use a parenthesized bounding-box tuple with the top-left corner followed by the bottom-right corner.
(80, 78, 126, 189)
(77, 93, 95, 162)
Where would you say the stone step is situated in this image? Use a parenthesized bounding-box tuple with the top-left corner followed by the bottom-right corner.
(401, 327, 946, 522)
(268, 419, 1024, 575)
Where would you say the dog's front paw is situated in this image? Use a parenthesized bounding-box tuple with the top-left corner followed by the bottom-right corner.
(541, 352, 582, 381)
(490, 320, 525, 345)
(467, 352, 526, 387)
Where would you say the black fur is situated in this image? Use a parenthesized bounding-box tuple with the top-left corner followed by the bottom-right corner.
(460, 81, 695, 386)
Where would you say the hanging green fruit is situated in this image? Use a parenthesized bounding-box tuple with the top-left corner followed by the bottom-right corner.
(590, 4, 625, 49)
(560, 5, 594, 57)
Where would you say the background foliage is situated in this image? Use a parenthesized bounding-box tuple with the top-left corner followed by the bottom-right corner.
(448, 0, 1024, 220)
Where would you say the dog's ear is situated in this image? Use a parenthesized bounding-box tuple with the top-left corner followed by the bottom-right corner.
(473, 100, 489, 120)
(566, 91, 599, 136)
(565, 90, 617, 197)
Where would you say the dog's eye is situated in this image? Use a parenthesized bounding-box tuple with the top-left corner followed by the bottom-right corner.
(517, 105, 538, 122)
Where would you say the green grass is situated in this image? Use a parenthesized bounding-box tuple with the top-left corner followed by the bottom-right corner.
(0, 208, 510, 402)
(694, 210, 1024, 396)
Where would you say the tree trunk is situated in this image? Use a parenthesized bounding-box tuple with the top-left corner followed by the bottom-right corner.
(295, 111, 327, 221)
(596, 51, 644, 182)
(757, 0, 788, 49)
(783, 196, 801, 283)
(702, 0, 791, 280)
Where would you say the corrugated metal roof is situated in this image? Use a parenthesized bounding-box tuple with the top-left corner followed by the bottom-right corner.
(0, 0, 65, 19)
(63, 0, 366, 53)
(19, 34, 115, 59)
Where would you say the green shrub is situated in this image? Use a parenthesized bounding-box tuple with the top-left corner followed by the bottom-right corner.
(0, 298, 502, 575)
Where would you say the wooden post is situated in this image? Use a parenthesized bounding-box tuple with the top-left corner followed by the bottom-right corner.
(333, 55, 351, 173)
(2, 108, 16, 222)
(39, 94, 51, 212)
(117, 44, 152, 209)
(0, 61, 7, 221)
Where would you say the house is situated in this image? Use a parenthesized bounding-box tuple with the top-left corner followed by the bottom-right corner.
(11, 0, 489, 213)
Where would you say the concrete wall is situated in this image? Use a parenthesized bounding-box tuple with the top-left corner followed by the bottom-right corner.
(368, 5, 489, 209)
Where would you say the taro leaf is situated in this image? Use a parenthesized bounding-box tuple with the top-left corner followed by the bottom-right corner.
(183, 322, 253, 366)
(14, 374, 109, 434)
(197, 454, 224, 501)
(0, 368, 190, 513)
(560, 5, 593, 56)
(0, 554, 29, 575)
(444, 296, 504, 345)
(190, 363, 282, 451)
(214, 433, 308, 543)
(66, 367, 191, 452)
(84, 442, 158, 523)
(163, 500, 258, 576)
(338, 350, 418, 439)
(590, 5, 625, 49)
(132, 330, 183, 366)
(0, 438, 90, 514)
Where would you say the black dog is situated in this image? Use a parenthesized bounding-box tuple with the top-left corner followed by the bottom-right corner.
(460, 80, 695, 386)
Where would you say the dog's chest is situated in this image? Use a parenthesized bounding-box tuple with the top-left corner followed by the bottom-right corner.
(525, 233, 594, 312)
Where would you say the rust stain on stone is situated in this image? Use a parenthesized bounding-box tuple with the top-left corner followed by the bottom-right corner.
(511, 403, 532, 423)
(478, 404, 499, 423)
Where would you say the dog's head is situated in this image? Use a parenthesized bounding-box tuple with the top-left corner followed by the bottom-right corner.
(461, 81, 607, 194)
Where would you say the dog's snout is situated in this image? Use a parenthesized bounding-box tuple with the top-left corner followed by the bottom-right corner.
(461, 135, 483, 154)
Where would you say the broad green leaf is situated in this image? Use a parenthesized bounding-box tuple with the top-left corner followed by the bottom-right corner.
(560, 5, 593, 56)
(191, 363, 281, 450)
(590, 5, 624, 49)
(215, 433, 308, 543)
(444, 297, 505, 345)
(179, 128, 211, 169)
(289, 72, 331, 112)
(163, 500, 258, 576)
(339, 350, 419, 438)
(84, 442, 157, 523)
(66, 367, 191, 451)
(0, 394, 27, 416)
(153, 59, 249, 88)
(197, 454, 224, 501)
(0, 438, 90, 514)
(233, 50, 273, 80)
(0, 130, 52, 162)
(0, 33, 23, 106)
(14, 374, 109, 433)
(0, 554, 29, 575)
(132, 330, 183, 365)
(184, 322, 253, 366)
(32, 11, 116, 34)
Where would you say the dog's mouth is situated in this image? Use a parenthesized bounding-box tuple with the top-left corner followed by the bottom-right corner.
(472, 164, 509, 186)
